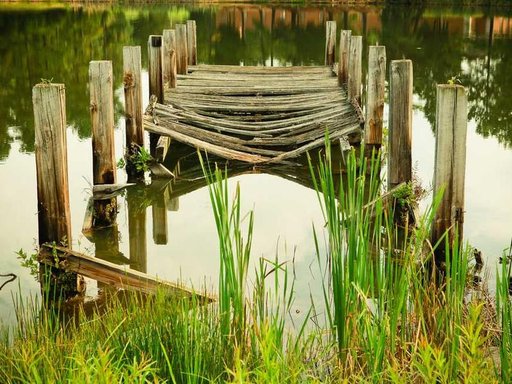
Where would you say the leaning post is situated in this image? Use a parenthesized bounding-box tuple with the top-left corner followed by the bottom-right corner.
(431, 84, 467, 266)
(365, 46, 386, 149)
(325, 21, 337, 66)
(123, 46, 144, 181)
(33, 83, 79, 300)
(348, 35, 362, 106)
(186, 20, 197, 66)
(338, 30, 351, 86)
(148, 35, 164, 157)
(89, 60, 117, 227)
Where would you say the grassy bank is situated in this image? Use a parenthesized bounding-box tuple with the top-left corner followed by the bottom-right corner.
(1, 145, 511, 383)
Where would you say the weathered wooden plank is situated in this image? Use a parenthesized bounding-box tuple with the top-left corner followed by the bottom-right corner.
(39, 245, 212, 301)
(365, 46, 386, 148)
(149, 162, 175, 178)
(186, 20, 197, 66)
(123, 46, 144, 181)
(148, 35, 164, 157)
(325, 21, 337, 66)
(92, 183, 135, 199)
(163, 29, 177, 89)
(338, 30, 351, 85)
(431, 84, 467, 264)
(155, 136, 170, 162)
(176, 24, 188, 75)
(33, 83, 72, 246)
(348, 36, 362, 105)
(388, 60, 413, 190)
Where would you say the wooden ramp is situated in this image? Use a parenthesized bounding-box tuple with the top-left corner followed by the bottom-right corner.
(143, 65, 363, 164)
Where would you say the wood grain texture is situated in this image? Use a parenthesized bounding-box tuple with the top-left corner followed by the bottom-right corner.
(162, 29, 177, 88)
(348, 36, 362, 105)
(432, 84, 467, 261)
(365, 46, 386, 147)
(388, 60, 413, 190)
(33, 83, 72, 245)
(338, 30, 351, 86)
(186, 20, 197, 66)
(176, 24, 188, 75)
(325, 21, 336, 66)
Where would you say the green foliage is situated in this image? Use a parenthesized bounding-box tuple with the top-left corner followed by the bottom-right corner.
(15, 248, 39, 280)
(120, 145, 152, 173)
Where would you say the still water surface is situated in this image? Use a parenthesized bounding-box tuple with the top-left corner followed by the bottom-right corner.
(1, 3, 511, 325)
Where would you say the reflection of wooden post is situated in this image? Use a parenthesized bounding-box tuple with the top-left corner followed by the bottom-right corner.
(151, 180, 169, 245)
(163, 29, 177, 88)
(325, 21, 336, 66)
(388, 60, 413, 191)
(176, 24, 188, 75)
(338, 30, 351, 86)
(89, 61, 117, 227)
(123, 46, 144, 182)
(186, 20, 197, 66)
(148, 35, 164, 157)
(33, 83, 78, 299)
(431, 85, 467, 264)
(348, 36, 362, 105)
(365, 46, 386, 149)
(127, 189, 147, 273)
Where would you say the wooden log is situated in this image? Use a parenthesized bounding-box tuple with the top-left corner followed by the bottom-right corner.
(148, 35, 164, 157)
(175, 24, 188, 75)
(348, 36, 362, 105)
(39, 245, 212, 301)
(365, 46, 386, 148)
(33, 83, 72, 246)
(123, 46, 144, 181)
(431, 84, 467, 264)
(186, 20, 197, 66)
(338, 30, 351, 86)
(163, 29, 177, 88)
(388, 60, 413, 191)
(89, 61, 117, 227)
(325, 21, 336, 66)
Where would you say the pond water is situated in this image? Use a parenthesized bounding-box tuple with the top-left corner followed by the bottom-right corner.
(1, 3, 511, 326)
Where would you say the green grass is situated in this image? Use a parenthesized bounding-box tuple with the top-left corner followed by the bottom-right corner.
(0, 144, 509, 383)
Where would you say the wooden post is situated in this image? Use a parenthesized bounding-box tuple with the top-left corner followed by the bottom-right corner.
(348, 36, 362, 105)
(33, 83, 79, 299)
(150, 180, 169, 245)
(388, 60, 413, 191)
(431, 85, 467, 264)
(325, 21, 336, 66)
(127, 188, 148, 273)
(186, 20, 197, 66)
(163, 29, 177, 88)
(89, 61, 117, 227)
(365, 46, 386, 148)
(123, 46, 144, 182)
(338, 30, 351, 86)
(176, 24, 188, 75)
(148, 35, 164, 157)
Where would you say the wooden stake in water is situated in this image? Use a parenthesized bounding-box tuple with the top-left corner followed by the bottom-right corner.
(148, 35, 164, 157)
(365, 46, 386, 148)
(338, 30, 351, 86)
(176, 24, 188, 75)
(325, 21, 337, 66)
(123, 46, 144, 181)
(388, 60, 413, 191)
(89, 60, 117, 226)
(432, 84, 467, 264)
(187, 20, 197, 66)
(348, 36, 362, 105)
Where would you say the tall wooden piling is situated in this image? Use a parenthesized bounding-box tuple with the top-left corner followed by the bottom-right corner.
(338, 30, 351, 86)
(186, 20, 197, 66)
(431, 84, 467, 264)
(127, 188, 148, 273)
(123, 46, 144, 181)
(148, 35, 164, 157)
(348, 36, 362, 105)
(325, 21, 337, 66)
(89, 60, 117, 227)
(388, 60, 413, 191)
(163, 29, 177, 88)
(365, 46, 386, 148)
(33, 83, 79, 299)
(176, 24, 188, 75)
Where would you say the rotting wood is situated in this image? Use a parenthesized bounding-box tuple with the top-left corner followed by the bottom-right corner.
(338, 30, 351, 85)
(176, 24, 188, 75)
(388, 60, 413, 191)
(93, 183, 135, 200)
(431, 84, 467, 265)
(325, 21, 337, 66)
(186, 20, 197, 66)
(348, 36, 362, 105)
(365, 46, 386, 148)
(39, 244, 213, 301)
(123, 46, 144, 181)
